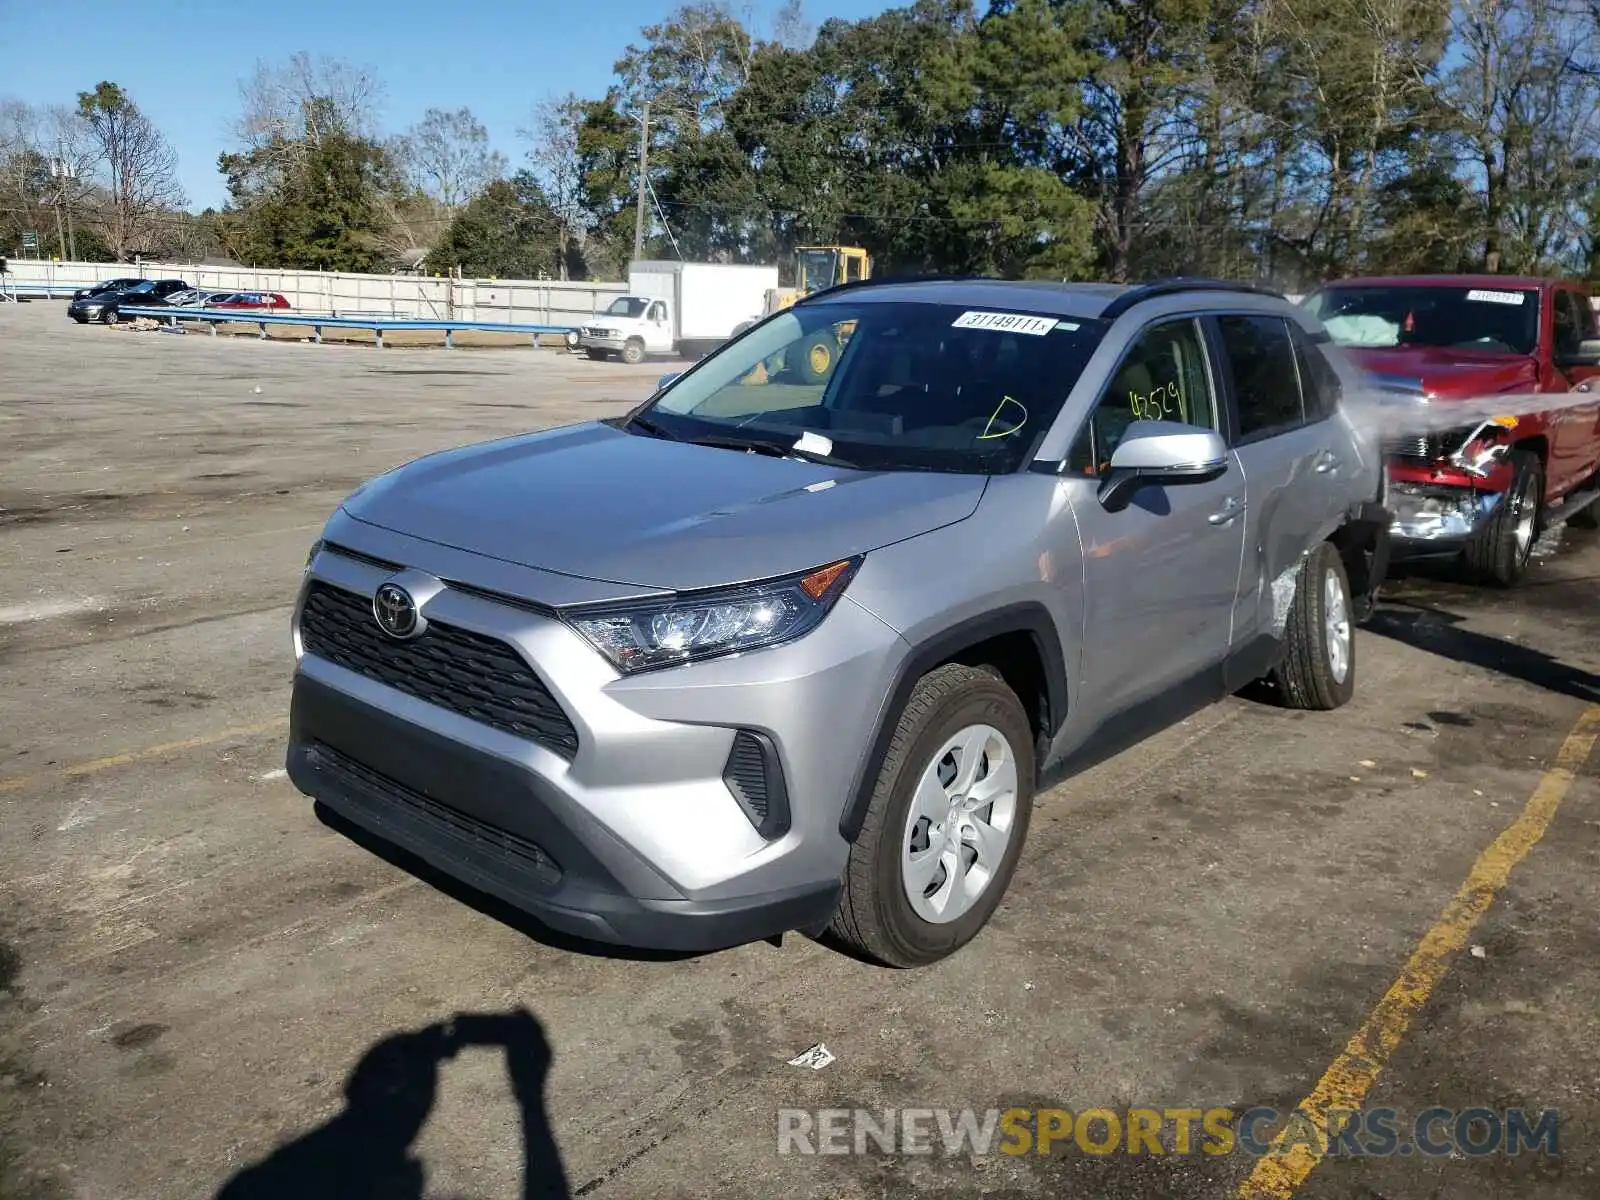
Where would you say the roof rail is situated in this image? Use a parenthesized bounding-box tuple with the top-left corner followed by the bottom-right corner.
(793, 273, 995, 305)
(1098, 276, 1284, 321)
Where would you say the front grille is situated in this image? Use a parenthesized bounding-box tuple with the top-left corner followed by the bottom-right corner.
(722, 730, 790, 839)
(299, 582, 580, 757)
(1385, 432, 1453, 461)
(312, 742, 563, 888)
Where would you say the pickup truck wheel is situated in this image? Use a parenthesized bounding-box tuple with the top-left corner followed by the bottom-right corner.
(1462, 449, 1542, 586)
(621, 338, 646, 365)
(830, 664, 1035, 968)
(1270, 541, 1356, 711)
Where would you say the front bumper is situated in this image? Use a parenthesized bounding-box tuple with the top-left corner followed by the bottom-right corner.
(1387, 479, 1504, 554)
(289, 676, 839, 950)
(286, 539, 902, 950)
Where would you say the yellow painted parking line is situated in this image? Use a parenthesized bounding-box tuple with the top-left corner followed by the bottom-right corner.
(0, 718, 289, 795)
(1237, 703, 1600, 1199)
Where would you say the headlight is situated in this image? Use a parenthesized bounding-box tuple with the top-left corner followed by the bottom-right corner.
(304, 538, 324, 568)
(566, 559, 859, 673)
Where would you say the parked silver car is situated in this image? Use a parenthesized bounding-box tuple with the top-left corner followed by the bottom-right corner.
(287, 277, 1390, 966)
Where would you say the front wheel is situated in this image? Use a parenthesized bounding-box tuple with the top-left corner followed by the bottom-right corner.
(1269, 541, 1356, 711)
(620, 338, 646, 366)
(1462, 449, 1543, 586)
(100, 307, 119, 325)
(829, 664, 1036, 967)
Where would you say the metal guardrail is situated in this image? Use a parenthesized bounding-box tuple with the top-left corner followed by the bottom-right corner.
(2, 282, 79, 298)
(114, 306, 577, 348)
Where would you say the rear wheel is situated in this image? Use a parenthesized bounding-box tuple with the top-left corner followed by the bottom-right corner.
(830, 664, 1035, 967)
(1462, 449, 1542, 586)
(1269, 541, 1356, 711)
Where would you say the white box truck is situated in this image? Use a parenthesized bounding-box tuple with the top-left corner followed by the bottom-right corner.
(576, 260, 780, 363)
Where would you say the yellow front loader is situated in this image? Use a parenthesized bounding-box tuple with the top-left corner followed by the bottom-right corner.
(759, 246, 872, 383)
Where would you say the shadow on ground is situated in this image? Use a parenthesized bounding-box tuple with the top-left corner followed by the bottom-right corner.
(215, 1008, 570, 1200)
(1366, 601, 1600, 703)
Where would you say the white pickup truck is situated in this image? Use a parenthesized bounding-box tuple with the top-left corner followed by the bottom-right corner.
(578, 261, 780, 363)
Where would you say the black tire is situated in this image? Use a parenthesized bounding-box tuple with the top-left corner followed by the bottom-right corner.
(621, 338, 646, 366)
(829, 663, 1036, 967)
(1269, 541, 1356, 711)
(1462, 449, 1542, 586)
(100, 307, 119, 325)
(796, 330, 838, 385)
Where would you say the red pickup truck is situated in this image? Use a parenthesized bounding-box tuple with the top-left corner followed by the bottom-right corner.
(1303, 275, 1600, 585)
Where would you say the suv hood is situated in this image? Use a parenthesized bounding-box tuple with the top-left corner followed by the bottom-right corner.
(342, 421, 986, 591)
(1345, 345, 1540, 397)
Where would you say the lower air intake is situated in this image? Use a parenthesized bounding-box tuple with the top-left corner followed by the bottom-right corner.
(723, 730, 790, 840)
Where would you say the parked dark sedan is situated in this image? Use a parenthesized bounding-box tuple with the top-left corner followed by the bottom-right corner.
(68, 278, 191, 324)
(71, 277, 146, 301)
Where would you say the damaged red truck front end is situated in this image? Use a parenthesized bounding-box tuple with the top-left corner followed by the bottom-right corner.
(1304, 275, 1600, 586)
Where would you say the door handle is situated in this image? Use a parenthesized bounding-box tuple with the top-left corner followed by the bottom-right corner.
(1208, 496, 1246, 525)
(1314, 450, 1343, 474)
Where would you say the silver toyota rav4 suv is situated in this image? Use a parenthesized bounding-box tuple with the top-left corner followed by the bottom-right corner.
(288, 277, 1390, 967)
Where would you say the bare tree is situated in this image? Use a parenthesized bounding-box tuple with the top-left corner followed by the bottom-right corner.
(230, 52, 384, 191)
(391, 107, 507, 207)
(519, 95, 589, 278)
(76, 82, 185, 260)
(1443, 0, 1600, 270)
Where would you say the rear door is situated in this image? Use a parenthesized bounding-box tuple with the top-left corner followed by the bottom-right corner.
(1207, 312, 1335, 687)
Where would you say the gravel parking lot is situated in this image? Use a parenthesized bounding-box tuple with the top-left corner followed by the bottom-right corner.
(3, 300, 1598, 1200)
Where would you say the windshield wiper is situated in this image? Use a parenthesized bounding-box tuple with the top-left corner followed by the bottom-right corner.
(683, 431, 860, 468)
(627, 413, 678, 440)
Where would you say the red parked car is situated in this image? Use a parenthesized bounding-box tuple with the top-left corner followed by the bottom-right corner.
(1304, 275, 1600, 586)
(211, 292, 291, 311)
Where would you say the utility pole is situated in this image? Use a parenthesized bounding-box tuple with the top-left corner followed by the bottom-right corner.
(633, 100, 650, 261)
(49, 145, 78, 261)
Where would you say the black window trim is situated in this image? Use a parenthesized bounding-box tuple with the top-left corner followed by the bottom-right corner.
(1204, 312, 1315, 449)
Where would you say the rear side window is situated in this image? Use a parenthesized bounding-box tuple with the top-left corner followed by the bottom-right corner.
(1216, 315, 1304, 440)
(1290, 325, 1342, 421)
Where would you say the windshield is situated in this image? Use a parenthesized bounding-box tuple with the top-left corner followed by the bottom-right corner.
(638, 299, 1106, 474)
(604, 297, 650, 319)
(797, 249, 839, 293)
(1306, 285, 1540, 356)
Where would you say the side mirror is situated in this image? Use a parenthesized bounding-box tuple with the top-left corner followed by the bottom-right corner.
(1098, 421, 1229, 511)
(1556, 338, 1600, 369)
(656, 372, 681, 392)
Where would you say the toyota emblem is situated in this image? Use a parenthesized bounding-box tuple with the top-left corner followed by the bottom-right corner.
(373, 582, 421, 639)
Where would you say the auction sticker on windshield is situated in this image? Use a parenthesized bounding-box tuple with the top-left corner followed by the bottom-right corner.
(952, 311, 1058, 336)
(1465, 288, 1527, 305)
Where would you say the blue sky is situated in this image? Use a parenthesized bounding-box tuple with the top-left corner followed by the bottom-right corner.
(0, 0, 890, 211)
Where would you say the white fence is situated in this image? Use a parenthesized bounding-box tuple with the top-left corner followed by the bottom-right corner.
(1, 258, 628, 325)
